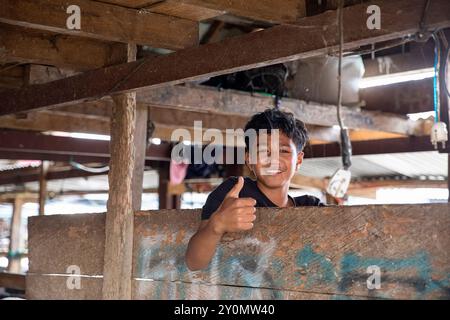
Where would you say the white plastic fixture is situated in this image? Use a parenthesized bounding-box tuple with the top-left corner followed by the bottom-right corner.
(431, 122, 448, 149)
(326, 168, 352, 198)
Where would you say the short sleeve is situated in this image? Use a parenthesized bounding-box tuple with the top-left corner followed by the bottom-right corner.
(201, 176, 239, 220)
(294, 195, 325, 207)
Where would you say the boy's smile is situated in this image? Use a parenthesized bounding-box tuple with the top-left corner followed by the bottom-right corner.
(246, 132, 304, 189)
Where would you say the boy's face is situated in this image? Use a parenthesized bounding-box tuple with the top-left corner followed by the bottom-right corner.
(245, 132, 304, 189)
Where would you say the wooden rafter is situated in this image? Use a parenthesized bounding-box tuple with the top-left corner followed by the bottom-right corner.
(0, 0, 199, 49)
(1, 0, 449, 116)
(0, 24, 128, 71)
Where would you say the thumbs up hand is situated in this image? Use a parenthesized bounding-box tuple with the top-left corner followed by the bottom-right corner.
(209, 176, 257, 236)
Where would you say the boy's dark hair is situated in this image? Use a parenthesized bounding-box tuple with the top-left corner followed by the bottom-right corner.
(244, 108, 309, 152)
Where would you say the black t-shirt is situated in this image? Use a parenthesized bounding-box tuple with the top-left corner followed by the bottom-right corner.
(201, 176, 324, 220)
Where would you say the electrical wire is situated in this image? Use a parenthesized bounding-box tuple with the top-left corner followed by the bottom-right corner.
(336, 0, 345, 130)
(419, 0, 431, 32)
(444, 45, 450, 98)
(438, 30, 450, 98)
(336, 0, 352, 171)
(70, 161, 109, 173)
(432, 32, 441, 123)
(342, 37, 413, 58)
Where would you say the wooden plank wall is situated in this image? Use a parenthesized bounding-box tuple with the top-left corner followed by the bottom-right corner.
(27, 204, 450, 299)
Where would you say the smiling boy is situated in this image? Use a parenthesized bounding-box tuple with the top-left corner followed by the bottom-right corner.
(185, 108, 323, 271)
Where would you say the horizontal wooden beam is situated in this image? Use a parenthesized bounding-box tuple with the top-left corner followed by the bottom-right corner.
(146, 0, 306, 23)
(50, 84, 429, 136)
(146, 1, 225, 21)
(363, 50, 433, 78)
(0, 128, 443, 169)
(304, 136, 449, 158)
(0, 272, 26, 291)
(0, 0, 198, 49)
(0, 24, 127, 71)
(0, 110, 111, 134)
(2, 0, 449, 116)
(94, 0, 162, 8)
(12, 95, 413, 141)
(361, 79, 434, 115)
(0, 192, 39, 203)
(290, 174, 448, 192)
(140, 85, 429, 135)
(0, 64, 25, 89)
(0, 166, 107, 186)
(50, 101, 342, 142)
(0, 129, 172, 161)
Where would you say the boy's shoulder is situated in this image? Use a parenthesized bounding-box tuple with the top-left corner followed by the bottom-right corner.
(293, 194, 324, 207)
(201, 176, 324, 220)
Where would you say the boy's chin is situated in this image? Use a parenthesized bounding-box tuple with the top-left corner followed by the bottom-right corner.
(257, 173, 289, 188)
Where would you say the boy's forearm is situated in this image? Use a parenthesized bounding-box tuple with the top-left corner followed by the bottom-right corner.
(185, 220, 223, 271)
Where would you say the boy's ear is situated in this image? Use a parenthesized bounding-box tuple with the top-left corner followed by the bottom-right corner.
(295, 151, 304, 170)
(245, 152, 255, 176)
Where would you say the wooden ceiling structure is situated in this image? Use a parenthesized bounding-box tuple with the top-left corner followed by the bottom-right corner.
(0, 0, 449, 299)
(0, 0, 449, 197)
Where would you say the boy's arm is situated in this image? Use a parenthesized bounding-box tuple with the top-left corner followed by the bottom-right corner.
(184, 219, 222, 271)
(185, 177, 256, 271)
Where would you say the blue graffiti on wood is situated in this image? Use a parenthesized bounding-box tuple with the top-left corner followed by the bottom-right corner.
(296, 244, 337, 288)
(135, 238, 450, 300)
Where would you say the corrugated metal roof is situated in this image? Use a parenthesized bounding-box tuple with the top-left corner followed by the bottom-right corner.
(0, 160, 41, 172)
(300, 151, 448, 179)
(0, 152, 447, 193)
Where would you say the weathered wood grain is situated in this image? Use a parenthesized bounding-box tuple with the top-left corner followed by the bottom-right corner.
(132, 279, 363, 300)
(146, 0, 306, 24)
(0, 272, 26, 291)
(26, 276, 356, 300)
(0, 24, 128, 71)
(28, 213, 105, 275)
(0, 0, 198, 49)
(28, 204, 450, 299)
(102, 44, 138, 298)
(26, 274, 103, 300)
(132, 205, 450, 299)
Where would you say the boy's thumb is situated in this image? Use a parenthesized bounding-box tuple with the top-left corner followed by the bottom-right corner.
(225, 176, 244, 199)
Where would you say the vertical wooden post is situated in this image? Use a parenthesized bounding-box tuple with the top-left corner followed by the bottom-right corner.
(102, 44, 137, 300)
(437, 36, 450, 202)
(7, 197, 23, 273)
(131, 105, 148, 211)
(158, 162, 171, 209)
(158, 162, 181, 210)
(38, 161, 49, 216)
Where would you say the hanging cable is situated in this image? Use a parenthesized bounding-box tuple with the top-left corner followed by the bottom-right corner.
(432, 32, 442, 123)
(438, 30, 450, 98)
(70, 161, 110, 173)
(430, 30, 449, 149)
(419, 0, 431, 35)
(326, 0, 353, 199)
(336, 0, 345, 130)
(336, 0, 352, 170)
